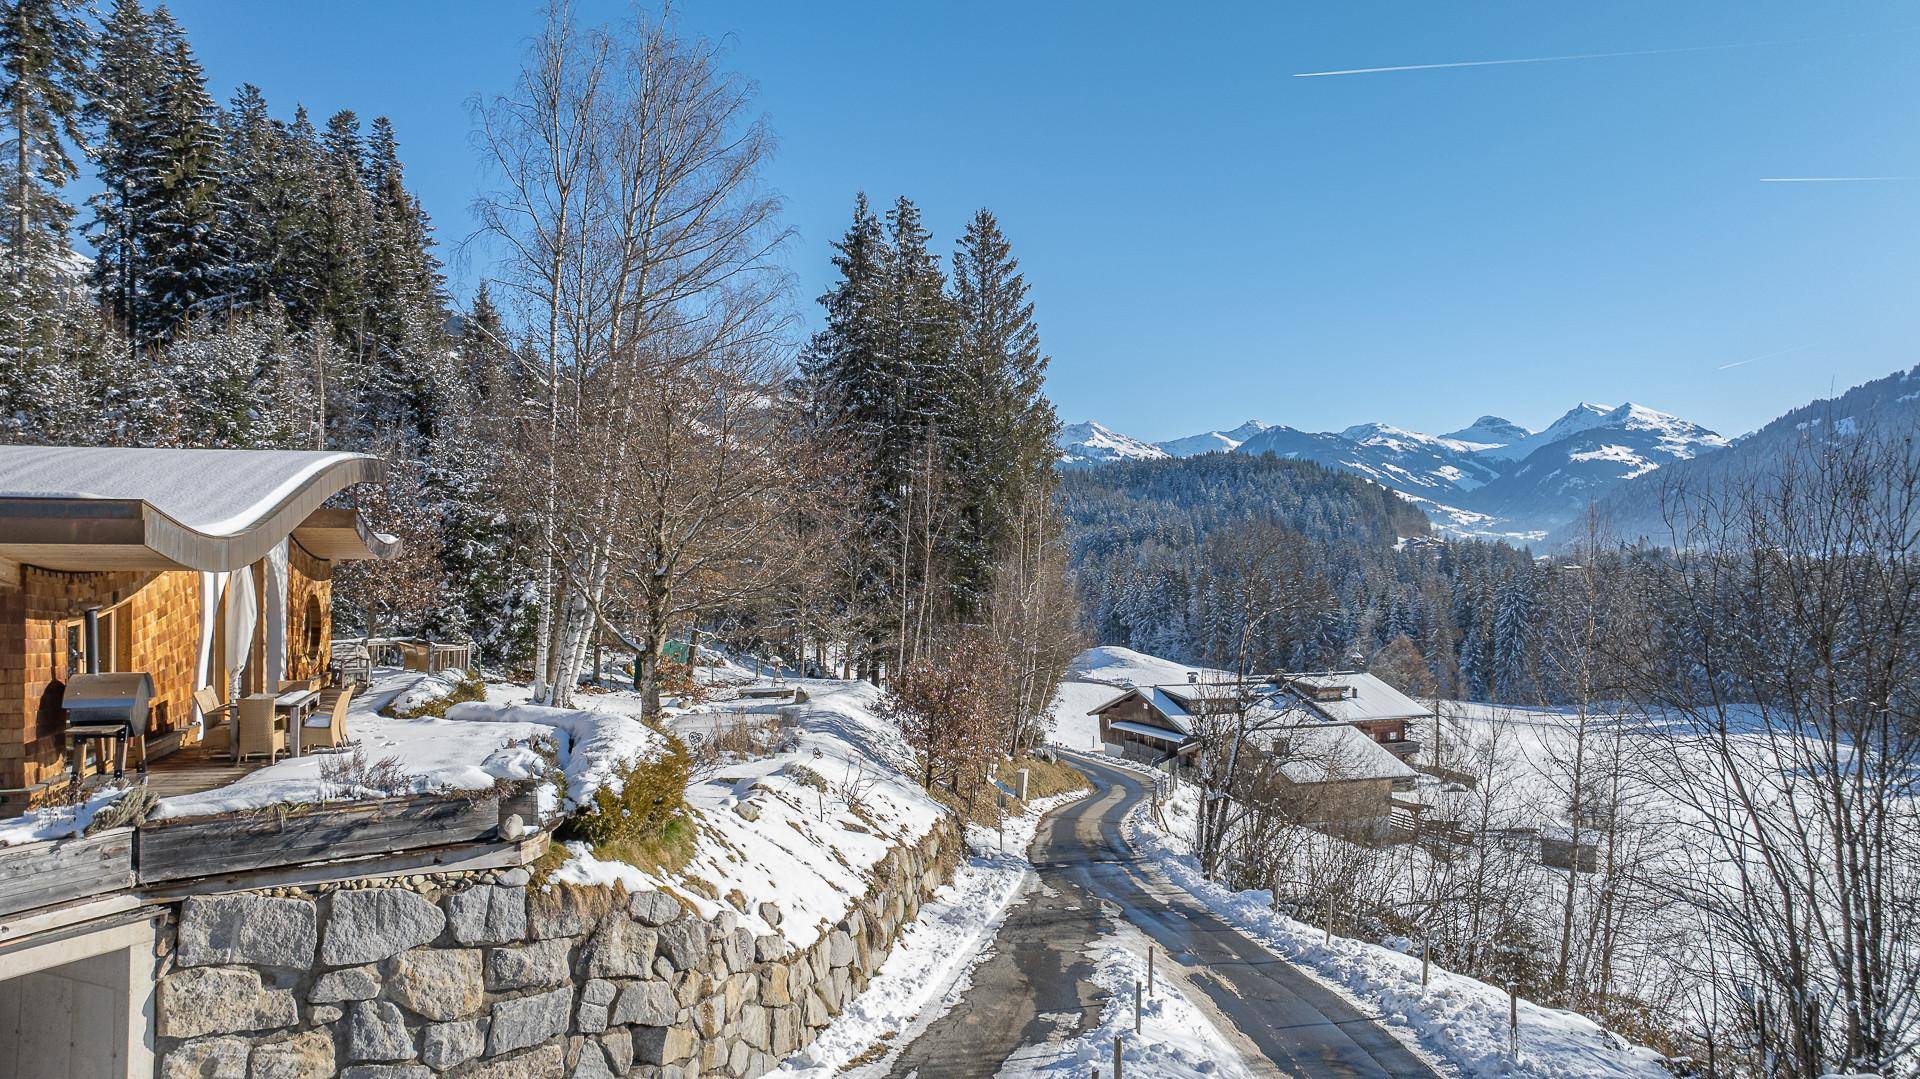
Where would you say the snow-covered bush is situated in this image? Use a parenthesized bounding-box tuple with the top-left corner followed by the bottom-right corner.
(562, 733, 694, 870)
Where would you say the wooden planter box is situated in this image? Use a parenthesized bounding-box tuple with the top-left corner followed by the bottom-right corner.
(0, 828, 136, 918)
(135, 793, 505, 885)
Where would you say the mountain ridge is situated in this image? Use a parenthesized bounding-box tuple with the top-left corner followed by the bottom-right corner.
(1057, 400, 1730, 540)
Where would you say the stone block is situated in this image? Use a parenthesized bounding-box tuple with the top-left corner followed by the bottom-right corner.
(309, 964, 380, 1004)
(737, 1003, 770, 1050)
(584, 914, 656, 978)
(759, 964, 790, 1006)
(571, 1040, 616, 1079)
(345, 1000, 414, 1062)
(633, 1025, 697, 1066)
(420, 1018, 486, 1069)
(488, 986, 572, 1056)
(386, 947, 484, 1021)
(628, 890, 681, 926)
(487, 937, 571, 991)
(444, 884, 528, 945)
(600, 1029, 634, 1073)
(653, 916, 709, 971)
(755, 901, 782, 927)
(159, 1036, 249, 1079)
(157, 966, 298, 1039)
(770, 1005, 800, 1056)
(753, 933, 785, 963)
(322, 890, 446, 966)
(177, 895, 318, 969)
(248, 1029, 335, 1079)
(825, 929, 855, 968)
(611, 980, 677, 1026)
(465, 1039, 566, 1078)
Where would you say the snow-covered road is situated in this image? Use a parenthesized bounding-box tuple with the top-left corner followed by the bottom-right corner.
(882, 752, 1438, 1078)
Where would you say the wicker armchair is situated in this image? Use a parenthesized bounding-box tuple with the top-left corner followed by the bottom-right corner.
(236, 695, 286, 763)
(302, 687, 353, 751)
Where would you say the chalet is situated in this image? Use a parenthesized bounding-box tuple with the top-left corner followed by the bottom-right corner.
(1090, 672, 1420, 838)
(1275, 671, 1428, 761)
(0, 445, 399, 807)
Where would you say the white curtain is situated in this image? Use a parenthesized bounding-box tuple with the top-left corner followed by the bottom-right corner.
(264, 540, 289, 688)
(193, 570, 228, 731)
(224, 565, 258, 698)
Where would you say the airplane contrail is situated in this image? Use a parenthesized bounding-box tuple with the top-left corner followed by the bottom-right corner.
(1292, 42, 1756, 78)
(1294, 25, 1920, 79)
(1758, 176, 1919, 182)
(1719, 344, 1812, 371)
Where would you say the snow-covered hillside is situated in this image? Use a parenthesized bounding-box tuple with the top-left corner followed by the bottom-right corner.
(1057, 420, 1170, 467)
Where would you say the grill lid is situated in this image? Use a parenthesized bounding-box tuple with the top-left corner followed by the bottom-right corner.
(64, 672, 154, 727)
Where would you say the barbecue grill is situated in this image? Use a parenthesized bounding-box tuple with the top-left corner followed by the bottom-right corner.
(64, 671, 152, 781)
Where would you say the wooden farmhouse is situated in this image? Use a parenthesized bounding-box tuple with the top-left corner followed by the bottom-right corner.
(0, 445, 398, 808)
(1089, 672, 1422, 838)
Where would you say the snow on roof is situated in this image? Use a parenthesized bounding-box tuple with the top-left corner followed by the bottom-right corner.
(0, 445, 373, 537)
(1255, 722, 1418, 785)
(1285, 672, 1430, 725)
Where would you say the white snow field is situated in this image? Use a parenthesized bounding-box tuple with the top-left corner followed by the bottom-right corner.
(1046, 645, 1229, 748)
(771, 791, 1087, 1077)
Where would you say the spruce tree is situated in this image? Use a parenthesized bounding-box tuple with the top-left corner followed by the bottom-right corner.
(948, 208, 1057, 612)
(0, 0, 90, 424)
(85, 0, 155, 341)
(126, 8, 230, 342)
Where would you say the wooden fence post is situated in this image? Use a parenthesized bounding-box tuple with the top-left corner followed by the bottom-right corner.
(1508, 983, 1519, 1060)
(1420, 922, 1429, 987)
(1147, 945, 1155, 998)
(1113, 1035, 1123, 1078)
(1324, 895, 1333, 944)
(1135, 980, 1142, 1034)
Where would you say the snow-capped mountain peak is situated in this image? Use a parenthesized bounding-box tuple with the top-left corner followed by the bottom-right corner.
(1440, 415, 1531, 447)
(1057, 421, 1170, 467)
(1155, 419, 1271, 457)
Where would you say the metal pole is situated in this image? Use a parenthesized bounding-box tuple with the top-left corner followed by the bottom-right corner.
(1135, 980, 1142, 1034)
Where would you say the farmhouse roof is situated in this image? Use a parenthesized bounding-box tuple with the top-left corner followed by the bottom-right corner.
(1281, 672, 1430, 725)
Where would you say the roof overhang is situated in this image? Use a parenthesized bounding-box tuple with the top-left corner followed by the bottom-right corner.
(0, 453, 395, 573)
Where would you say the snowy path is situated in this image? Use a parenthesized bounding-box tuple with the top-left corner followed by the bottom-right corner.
(886, 752, 1438, 1078)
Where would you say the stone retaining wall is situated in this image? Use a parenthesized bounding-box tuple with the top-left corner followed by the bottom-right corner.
(152, 817, 961, 1079)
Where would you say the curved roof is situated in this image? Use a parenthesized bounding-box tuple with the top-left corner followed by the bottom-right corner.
(0, 446, 396, 573)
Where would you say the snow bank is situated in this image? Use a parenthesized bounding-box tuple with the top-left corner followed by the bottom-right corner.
(0, 785, 130, 847)
(547, 679, 953, 953)
(1126, 797, 1668, 1078)
(1046, 678, 1128, 750)
(1007, 931, 1257, 1078)
(773, 791, 1085, 1077)
(444, 700, 665, 812)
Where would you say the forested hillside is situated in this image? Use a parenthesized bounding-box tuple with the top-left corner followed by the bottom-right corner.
(1060, 454, 1552, 699)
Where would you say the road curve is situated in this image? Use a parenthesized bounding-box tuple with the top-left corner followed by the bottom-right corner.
(885, 751, 1439, 1078)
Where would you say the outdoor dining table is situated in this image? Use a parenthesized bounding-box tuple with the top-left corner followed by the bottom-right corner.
(275, 687, 322, 757)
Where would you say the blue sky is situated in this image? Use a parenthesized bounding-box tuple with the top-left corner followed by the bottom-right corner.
(169, 1, 1920, 441)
